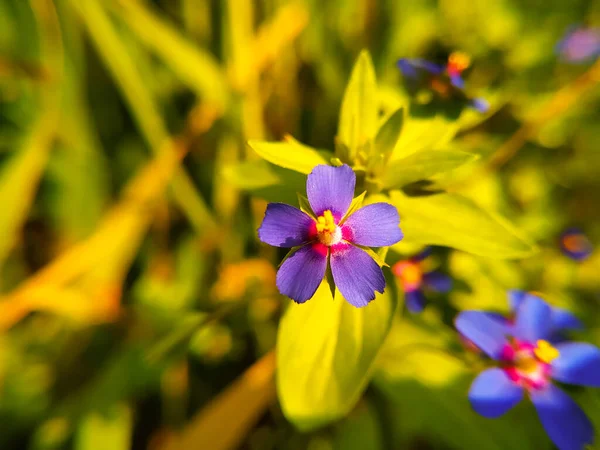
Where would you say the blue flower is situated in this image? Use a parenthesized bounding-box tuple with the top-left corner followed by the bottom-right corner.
(455, 296, 600, 450)
(258, 164, 403, 307)
(397, 52, 489, 112)
(560, 228, 593, 261)
(556, 26, 600, 63)
(391, 248, 452, 313)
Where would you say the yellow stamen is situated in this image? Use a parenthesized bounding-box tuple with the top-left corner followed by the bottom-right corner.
(448, 52, 471, 71)
(534, 340, 560, 364)
(316, 210, 336, 233)
(515, 356, 538, 374)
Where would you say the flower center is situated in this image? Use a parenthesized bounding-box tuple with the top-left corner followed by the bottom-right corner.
(503, 339, 559, 389)
(447, 51, 470, 76)
(315, 210, 342, 246)
(393, 261, 423, 291)
(563, 234, 590, 253)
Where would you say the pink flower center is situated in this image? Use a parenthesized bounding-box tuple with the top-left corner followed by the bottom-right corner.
(392, 261, 423, 291)
(313, 210, 342, 246)
(446, 52, 470, 77)
(501, 339, 559, 390)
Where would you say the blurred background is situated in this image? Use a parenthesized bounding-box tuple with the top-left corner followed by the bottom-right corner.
(1, 0, 600, 449)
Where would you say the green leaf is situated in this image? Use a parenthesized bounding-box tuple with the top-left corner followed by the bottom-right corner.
(0, 114, 53, 272)
(297, 194, 316, 218)
(340, 191, 367, 223)
(223, 159, 306, 204)
(389, 190, 537, 259)
(75, 404, 132, 450)
(248, 140, 328, 175)
(333, 400, 384, 450)
(338, 50, 378, 163)
(277, 281, 396, 431)
(383, 150, 479, 189)
(354, 245, 389, 268)
(391, 102, 459, 160)
(373, 107, 404, 166)
(106, 0, 229, 110)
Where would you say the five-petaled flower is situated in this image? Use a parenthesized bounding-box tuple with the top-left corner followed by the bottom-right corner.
(456, 295, 600, 450)
(391, 248, 452, 313)
(560, 228, 593, 261)
(397, 52, 489, 112)
(258, 164, 403, 307)
(556, 26, 600, 63)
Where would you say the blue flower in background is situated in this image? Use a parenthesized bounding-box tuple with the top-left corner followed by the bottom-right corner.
(397, 52, 489, 112)
(258, 164, 403, 307)
(556, 26, 600, 63)
(507, 290, 583, 335)
(560, 228, 593, 261)
(455, 295, 600, 450)
(391, 248, 452, 313)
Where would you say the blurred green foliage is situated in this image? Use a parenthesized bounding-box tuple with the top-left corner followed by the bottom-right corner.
(0, 0, 600, 449)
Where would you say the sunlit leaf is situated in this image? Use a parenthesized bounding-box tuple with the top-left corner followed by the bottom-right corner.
(383, 150, 479, 189)
(277, 281, 396, 431)
(373, 107, 404, 166)
(389, 190, 537, 258)
(248, 140, 328, 174)
(338, 50, 378, 163)
(75, 404, 132, 450)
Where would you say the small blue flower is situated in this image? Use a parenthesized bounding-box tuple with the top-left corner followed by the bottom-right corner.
(391, 248, 452, 313)
(397, 52, 489, 112)
(258, 164, 403, 307)
(556, 26, 600, 63)
(455, 296, 600, 450)
(560, 228, 593, 261)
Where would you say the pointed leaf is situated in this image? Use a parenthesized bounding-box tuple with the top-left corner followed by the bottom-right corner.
(383, 150, 479, 189)
(388, 191, 537, 259)
(248, 140, 328, 175)
(277, 281, 396, 431)
(297, 194, 316, 218)
(340, 191, 367, 223)
(338, 50, 378, 163)
(373, 108, 404, 165)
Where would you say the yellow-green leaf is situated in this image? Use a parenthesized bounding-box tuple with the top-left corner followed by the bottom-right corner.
(338, 50, 378, 163)
(277, 281, 396, 431)
(383, 150, 479, 189)
(389, 190, 537, 259)
(248, 140, 328, 174)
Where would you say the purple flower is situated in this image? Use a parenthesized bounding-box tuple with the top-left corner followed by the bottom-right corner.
(391, 248, 452, 313)
(258, 164, 403, 307)
(507, 290, 583, 334)
(560, 228, 593, 261)
(556, 26, 600, 63)
(397, 52, 489, 113)
(455, 296, 600, 450)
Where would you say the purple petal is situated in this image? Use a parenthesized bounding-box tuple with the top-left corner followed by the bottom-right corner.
(468, 368, 524, 418)
(405, 289, 426, 313)
(397, 58, 445, 77)
(454, 311, 510, 359)
(531, 384, 594, 450)
(411, 247, 432, 262)
(422, 271, 452, 293)
(551, 307, 584, 331)
(449, 74, 465, 89)
(552, 342, 600, 387)
(330, 243, 385, 308)
(306, 165, 355, 217)
(342, 203, 403, 247)
(469, 98, 489, 113)
(514, 295, 552, 342)
(276, 244, 328, 303)
(258, 203, 314, 247)
(508, 289, 528, 313)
